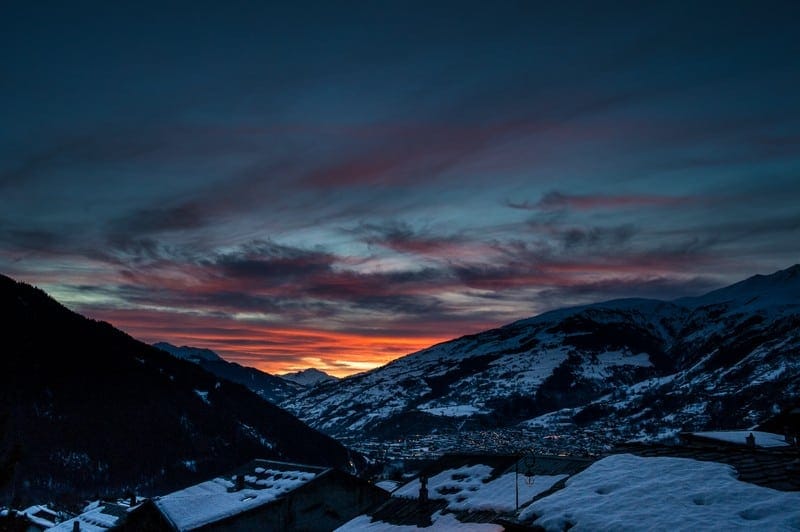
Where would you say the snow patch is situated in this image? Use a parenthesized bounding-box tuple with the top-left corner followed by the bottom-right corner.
(193, 390, 210, 404)
(418, 405, 486, 417)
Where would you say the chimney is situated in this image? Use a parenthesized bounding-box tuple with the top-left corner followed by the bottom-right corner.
(72, 521, 81, 532)
(235, 474, 245, 491)
(130, 494, 137, 506)
(746, 432, 756, 448)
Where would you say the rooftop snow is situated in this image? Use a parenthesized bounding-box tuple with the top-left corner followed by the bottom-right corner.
(394, 464, 566, 513)
(336, 511, 503, 531)
(46, 499, 138, 532)
(155, 464, 320, 530)
(690, 430, 790, 448)
(23, 505, 58, 529)
(521, 454, 800, 531)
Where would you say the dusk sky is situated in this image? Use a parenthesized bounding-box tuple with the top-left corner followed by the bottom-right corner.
(2, 1, 799, 376)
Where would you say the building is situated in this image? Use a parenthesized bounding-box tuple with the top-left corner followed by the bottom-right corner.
(16, 505, 61, 531)
(123, 460, 388, 531)
(615, 430, 800, 491)
(341, 437, 800, 530)
(46, 500, 139, 532)
(337, 453, 593, 530)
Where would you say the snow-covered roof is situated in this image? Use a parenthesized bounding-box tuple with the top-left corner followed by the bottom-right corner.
(374, 479, 400, 493)
(22, 505, 59, 529)
(339, 455, 588, 531)
(337, 511, 503, 531)
(521, 453, 800, 531)
(393, 463, 566, 513)
(690, 430, 790, 448)
(154, 460, 326, 530)
(46, 500, 137, 531)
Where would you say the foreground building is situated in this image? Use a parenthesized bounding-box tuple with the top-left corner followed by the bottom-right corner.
(340, 433, 800, 531)
(123, 460, 388, 531)
(47, 500, 137, 531)
(337, 453, 592, 530)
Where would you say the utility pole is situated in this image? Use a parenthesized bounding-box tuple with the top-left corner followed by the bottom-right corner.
(515, 457, 519, 511)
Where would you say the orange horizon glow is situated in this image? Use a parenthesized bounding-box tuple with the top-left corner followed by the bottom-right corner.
(79, 306, 460, 378)
(163, 328, 452, 378)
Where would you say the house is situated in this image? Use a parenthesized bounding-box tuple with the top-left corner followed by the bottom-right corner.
(510, 434, 800, 529)
(615, 431, 800, 491)
(517, 452, 800, 530)
(122, 459, 388, 531)
(46, 499, 140, 532)
(343, 436, 800, 530)
(684, 429, 796, 449)
(337, 453, 593, 530)
(16, 505, 61, 531)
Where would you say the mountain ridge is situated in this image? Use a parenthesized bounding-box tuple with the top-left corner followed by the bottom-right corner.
(153, 341, 304, 403)
(0, 274, 358, 506)
(282, 265, 800, 453)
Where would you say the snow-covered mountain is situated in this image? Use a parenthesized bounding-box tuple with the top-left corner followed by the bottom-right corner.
(153, 341, 304, 404)
(283, 265, 800, 450)
(280, 368, 338, 387)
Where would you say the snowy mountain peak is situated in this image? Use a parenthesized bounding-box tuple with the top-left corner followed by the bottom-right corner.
(154, 342, 222, 363)
(280, 368, 338, 387)
(678, 264, 800, 311)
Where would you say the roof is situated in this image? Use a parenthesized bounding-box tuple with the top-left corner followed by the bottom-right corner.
(153, 459, 328, 530)
(616, 440, 800, 491)
(519, 453, 800, 531)
(516, 454, 594, 478)
(688, 430, 791, 448)
(370, 497, 448, 527)
(350, 453, 594, 530)
(22, 505, 59, 529)
(46, 501, 132, 532)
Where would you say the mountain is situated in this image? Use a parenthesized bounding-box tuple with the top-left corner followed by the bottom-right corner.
(0, 274, 358, 506)
(283, 265, 800, 452)
(152, 343, 222, 363)
(153, 342, 304, 403)
(280, 368, 338, 387)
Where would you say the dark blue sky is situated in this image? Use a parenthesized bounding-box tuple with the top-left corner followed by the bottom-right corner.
(2, 1, 799, 374)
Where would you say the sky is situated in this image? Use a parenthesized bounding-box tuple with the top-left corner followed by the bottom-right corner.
(1, 1, 799, 376)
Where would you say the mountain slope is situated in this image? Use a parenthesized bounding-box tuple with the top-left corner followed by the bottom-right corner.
(283, 265, 800, 450)
(154, 342, 304, 403)
(0, 274, 357, 506)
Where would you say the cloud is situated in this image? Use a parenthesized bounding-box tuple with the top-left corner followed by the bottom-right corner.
(350, 221, 491, 260)
(508, 191, 693, 212)
(213, 241, 336, 283)
(0, 123, 277, 189)
(109, 202, 210, 235)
